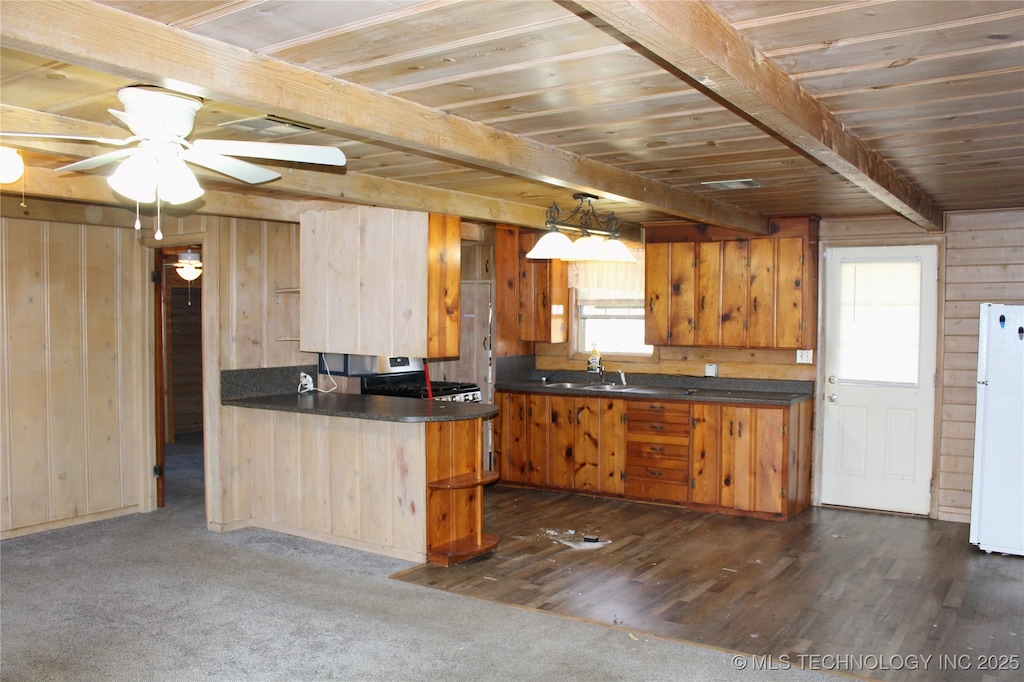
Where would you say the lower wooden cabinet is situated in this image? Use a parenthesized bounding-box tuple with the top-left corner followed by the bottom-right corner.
(495, 390, 813, 521)
(494, 391, 624, 494)
(624, 399, 691, 504)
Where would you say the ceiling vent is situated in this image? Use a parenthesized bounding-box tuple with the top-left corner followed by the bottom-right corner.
(218, 115, 323, 138)
(700, 178, 764, 190)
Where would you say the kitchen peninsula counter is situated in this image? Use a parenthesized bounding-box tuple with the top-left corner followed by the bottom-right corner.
(224, 391, 498, 422)
(221, 392, 498, 565)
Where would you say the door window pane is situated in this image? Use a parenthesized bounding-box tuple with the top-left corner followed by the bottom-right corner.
(837, 260, 921, 384)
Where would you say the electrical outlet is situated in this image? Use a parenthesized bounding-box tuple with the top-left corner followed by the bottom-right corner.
(704, 363, 718, 377)
(796, 350, 814, 364)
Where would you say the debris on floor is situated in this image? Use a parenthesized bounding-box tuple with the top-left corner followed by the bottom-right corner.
(541, 528, 612, 550)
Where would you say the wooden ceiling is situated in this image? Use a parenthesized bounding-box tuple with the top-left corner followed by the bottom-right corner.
(1, 0, 1022, 235)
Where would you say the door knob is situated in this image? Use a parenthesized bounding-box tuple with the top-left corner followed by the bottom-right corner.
(826, 393, 838, 402)
(828, 375, 838, 384)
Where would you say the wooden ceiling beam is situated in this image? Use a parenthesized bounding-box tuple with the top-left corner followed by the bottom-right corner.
(0, 0, 768, 234)
(575, 0, 945, 231)
(0, 106, 551, 230)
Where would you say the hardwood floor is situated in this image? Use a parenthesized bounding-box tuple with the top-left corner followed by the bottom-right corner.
(394, 486, 1023, 681)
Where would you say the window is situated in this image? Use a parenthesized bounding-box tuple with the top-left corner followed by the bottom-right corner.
(571, 246, 653, 356)
(836, 259, 922, 384)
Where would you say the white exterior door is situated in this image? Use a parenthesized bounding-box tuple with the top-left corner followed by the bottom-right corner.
(820, 245, 938, 515)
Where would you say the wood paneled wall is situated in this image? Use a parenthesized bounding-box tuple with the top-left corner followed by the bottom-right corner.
(0, 217, 152, 537)
(206, 217, 317, 528)
(820, 210, 1024, 522)
(938, 209, 1024, 522)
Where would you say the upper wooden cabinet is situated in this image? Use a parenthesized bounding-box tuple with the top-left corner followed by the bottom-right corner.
(299, 207, 460, 358)
(493, 225, 568, 355)
(644, 216, 818, 350)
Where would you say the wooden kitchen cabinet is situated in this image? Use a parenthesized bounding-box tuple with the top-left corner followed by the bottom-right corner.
(426, 418, 499, 566)
(494, 391, 624, 494)
(691, 401, 812, 519)
(644, 216, 818, 350)
(299, 207, 460, 358)
(493, 225, 568, 355)
(496, 390, 811, 521)
(624, 399, 691, 504)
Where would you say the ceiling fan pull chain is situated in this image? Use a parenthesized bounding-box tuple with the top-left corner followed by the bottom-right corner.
(134, 201, 141, 231)
(154, 183, 163, 241)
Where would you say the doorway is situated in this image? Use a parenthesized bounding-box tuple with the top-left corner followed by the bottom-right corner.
(156, 246, 205, 507)
(820, 245, 938, 515)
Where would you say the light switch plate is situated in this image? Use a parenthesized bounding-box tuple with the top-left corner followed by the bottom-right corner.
(796, 350, 813, 364)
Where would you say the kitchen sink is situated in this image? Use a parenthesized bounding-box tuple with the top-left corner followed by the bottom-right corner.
(543, 382, 620, 390)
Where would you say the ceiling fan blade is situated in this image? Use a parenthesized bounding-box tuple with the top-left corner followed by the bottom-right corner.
(0, 131, 138, 146)
(190, 139, 346, 166)
(181, 147, 281, 184)
(58, 148, 136, 172)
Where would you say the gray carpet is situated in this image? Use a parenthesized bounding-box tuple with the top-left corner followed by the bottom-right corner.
(1, 437, 838, 681)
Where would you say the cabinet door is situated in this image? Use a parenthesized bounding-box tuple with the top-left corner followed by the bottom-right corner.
(776, 236, 808, 349)
(518, 231, 568, 343)
(496, 392, 529, 484)
(644, 242, 671, 346)
(526, 393, 550, 485)
(597, 397, 626, 494)
(721, 406, 754, 510)
(547, 395, 576, 489)
(753, 408, 786, 514)
(690, 403, 721, 505)
(747, 239, 777, 348)
(426, 213, 462, 358)
(721, 239, 749, 347)
(695, 242, 722, 346)
(493, 226, 533, 357)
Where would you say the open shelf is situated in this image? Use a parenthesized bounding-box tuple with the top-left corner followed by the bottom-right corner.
(428, 470, 499, 491)
(427, 533, 500, 567)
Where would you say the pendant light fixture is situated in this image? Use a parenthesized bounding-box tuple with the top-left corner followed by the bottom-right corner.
(526, 193, 635, 263)
(0, 146, 25, 184)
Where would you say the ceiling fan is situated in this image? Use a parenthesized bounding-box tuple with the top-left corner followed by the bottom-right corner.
(1, 85, 347, 205)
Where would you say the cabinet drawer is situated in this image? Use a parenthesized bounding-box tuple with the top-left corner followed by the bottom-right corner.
(626, 440, 688, 463)
(624, 475, 688, 504)
(625, 418, 690, 439)
(626, 460, 689, 482)
(627, 400, 690, 419)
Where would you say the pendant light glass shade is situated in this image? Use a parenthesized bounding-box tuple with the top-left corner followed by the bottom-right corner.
(525, 229, 573, 259)
(599, 237, 637, 262)
(563, 234, 605, 261)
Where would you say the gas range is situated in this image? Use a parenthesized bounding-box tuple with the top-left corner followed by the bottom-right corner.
(361, 371, 483, 403)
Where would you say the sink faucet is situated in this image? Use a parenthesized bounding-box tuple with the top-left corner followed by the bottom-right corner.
(619, 370, 627, 386)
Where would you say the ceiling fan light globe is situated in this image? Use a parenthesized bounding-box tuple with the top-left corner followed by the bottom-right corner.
(107, 152, 157, 203)
(525, 229, 573, 259)
(0, 147, 25, 184)
(176, 263, 202, 282)
(158, 158, 203, 204)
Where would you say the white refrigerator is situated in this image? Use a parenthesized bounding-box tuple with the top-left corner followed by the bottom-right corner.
(969, 303, 1024, 555)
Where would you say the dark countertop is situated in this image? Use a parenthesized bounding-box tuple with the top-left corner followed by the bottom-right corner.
(495, 379, 812, 406)
(224, 392, 499, 423)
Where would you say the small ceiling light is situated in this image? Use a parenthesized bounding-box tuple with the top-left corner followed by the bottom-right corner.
(529, 193, 635, 263)
(175, 249, 203, 281)
(0, 146, 25, 184)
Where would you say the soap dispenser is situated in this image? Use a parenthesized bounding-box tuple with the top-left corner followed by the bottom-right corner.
(588, 345, 602, 372)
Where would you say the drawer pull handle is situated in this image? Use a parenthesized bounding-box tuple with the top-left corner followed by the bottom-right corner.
(650, 424, 664, 431)
(650, 446, 665, 452)
(646, 468, 664, 477)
